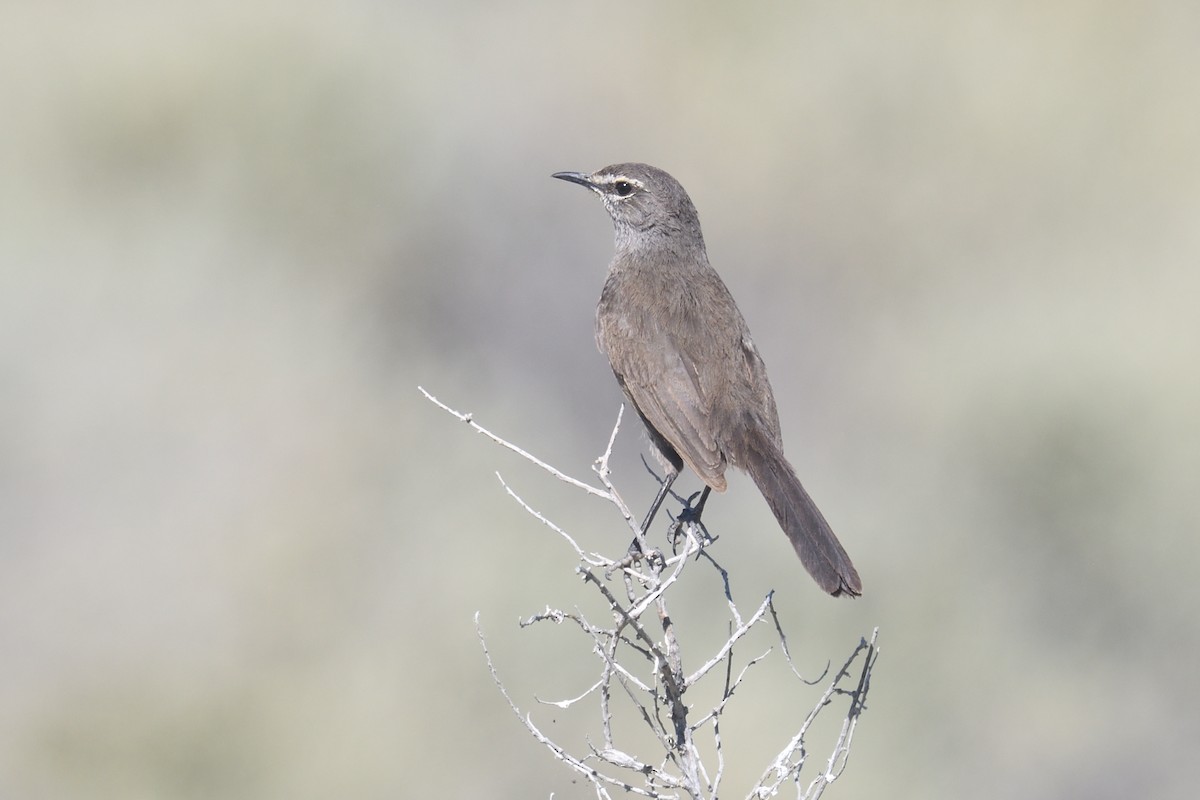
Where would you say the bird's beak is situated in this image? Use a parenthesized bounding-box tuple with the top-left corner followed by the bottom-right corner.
(552, 171, 595, 190)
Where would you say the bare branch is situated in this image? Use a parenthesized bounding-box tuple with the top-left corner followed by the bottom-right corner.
(750, 630, 880, 799)
(684, 592, 775, 686)
(428, 392, 879, 799)
(592, 406, 643, 541)
(477, 612, 672, 799)
(419, 386, 611, 501)
(496, 472, 615, 568)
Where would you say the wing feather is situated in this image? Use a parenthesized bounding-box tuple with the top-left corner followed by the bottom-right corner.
(607, 329, 727, 490)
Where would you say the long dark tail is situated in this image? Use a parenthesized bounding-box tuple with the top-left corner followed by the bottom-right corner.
(743, 432, 862, 597)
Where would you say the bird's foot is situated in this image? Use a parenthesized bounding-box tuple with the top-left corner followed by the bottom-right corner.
(669, 490, 717, 553)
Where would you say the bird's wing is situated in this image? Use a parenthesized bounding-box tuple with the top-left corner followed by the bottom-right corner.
(608, 331, 728, 491)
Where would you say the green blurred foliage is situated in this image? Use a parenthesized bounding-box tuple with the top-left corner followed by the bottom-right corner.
(1, 1, 1197, 798)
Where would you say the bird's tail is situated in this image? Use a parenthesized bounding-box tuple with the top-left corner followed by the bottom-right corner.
(743, 432, 862, 597)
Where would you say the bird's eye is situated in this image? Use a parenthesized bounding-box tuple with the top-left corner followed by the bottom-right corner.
(614, 180, 634, 197)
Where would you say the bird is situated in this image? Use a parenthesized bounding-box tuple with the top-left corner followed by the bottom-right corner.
(552, 163, 861, 597)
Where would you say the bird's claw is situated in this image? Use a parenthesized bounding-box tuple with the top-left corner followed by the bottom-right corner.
(668, 491, 716, 554)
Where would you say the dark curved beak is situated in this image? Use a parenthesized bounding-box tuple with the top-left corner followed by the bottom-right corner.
(552, 171, 595, 189)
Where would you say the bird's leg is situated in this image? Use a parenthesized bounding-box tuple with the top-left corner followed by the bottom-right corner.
(628, 471, 679, 555)
(688, 486, 711, 518)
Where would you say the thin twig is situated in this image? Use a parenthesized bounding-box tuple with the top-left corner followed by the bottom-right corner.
(420, 386, 611, 500)
(684, 593, 775, 686)
(750, 629, 880, 799)
(496, 472, 614, 568)
(477, 612, 672, 799)
(431, 392, 879, 800)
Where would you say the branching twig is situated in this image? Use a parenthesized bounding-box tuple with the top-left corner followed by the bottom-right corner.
(425, 389, 879, 799)
(420, 385, 611, 501)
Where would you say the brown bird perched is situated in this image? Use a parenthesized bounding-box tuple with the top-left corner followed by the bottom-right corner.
(553, 163, 861, 597)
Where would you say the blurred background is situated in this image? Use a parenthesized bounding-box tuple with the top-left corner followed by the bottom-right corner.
(3, 1, 1198, 797)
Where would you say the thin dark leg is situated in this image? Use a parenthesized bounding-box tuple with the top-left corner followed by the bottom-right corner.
(629, 471, 679, 554)
(640, 472, 679, 534)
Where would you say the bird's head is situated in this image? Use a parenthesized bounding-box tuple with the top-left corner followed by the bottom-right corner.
(553, 163, 704, 252)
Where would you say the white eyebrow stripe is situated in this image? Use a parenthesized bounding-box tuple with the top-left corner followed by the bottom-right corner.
(598, 175, 647, 191)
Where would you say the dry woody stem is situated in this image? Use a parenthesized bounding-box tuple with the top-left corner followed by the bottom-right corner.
(422, 386, 879, 800)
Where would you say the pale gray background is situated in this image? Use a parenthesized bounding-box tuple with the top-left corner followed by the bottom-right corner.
(3, 1, 1198, 798)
